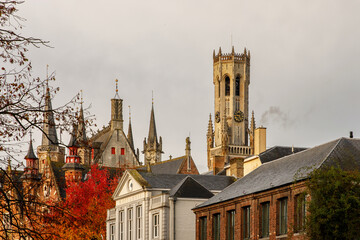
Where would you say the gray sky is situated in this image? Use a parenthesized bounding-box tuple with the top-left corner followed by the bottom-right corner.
(18, 0, 360, 172)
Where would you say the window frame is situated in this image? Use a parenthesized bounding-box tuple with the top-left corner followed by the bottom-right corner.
(119, 210, 124, 240)
(260, 202, 270, 238)
(278, 197, 288, 235)
(242, 206, 251, 240)
(212, 213, 221, 240)
(136, 206, 142, 239)
(152, 213, 160, 238)
(225, 76, 230, 96)
(294, 194, 306, 233)
(111, 147, 115, 155)
(227, 210, 235, 240)
(199, 216, 207, 240)
(128, 208, 133, 240)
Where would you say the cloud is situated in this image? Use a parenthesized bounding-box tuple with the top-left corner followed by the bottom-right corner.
(260, 106, 295, 128)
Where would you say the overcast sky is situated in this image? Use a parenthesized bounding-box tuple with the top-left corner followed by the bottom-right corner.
(17, 0, 360, 172)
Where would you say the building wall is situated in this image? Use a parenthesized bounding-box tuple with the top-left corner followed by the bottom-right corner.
(194, 181, 308, 240)
(170, 198, 207, 240)
(101, 130, 137, 168)
(243, 157, 262, 176)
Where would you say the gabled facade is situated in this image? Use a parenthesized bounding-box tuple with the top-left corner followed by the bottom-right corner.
(106, 169, 235, 240)
(193, 137, 360, 240)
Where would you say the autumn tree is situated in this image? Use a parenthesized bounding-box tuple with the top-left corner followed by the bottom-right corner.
(306, 166, 360, 240)
(44, 165, 121, 240)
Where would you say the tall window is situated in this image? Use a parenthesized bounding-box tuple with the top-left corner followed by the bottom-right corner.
(242, 206, 251, 240)
(212, 213, 220, 240)
(225, 76, 230, 96)
(110, 224, 115, 240)
(111, 147, 115, 155)
(153, 213, 159, 238)
(235, 76, 240, 96)
(278, 198, 288, 235)
(294, 194, 306, 232)
(121, 148, 125, 155)
(227, 210, 235, 240)
(199, 217, 207, 240)
(260, 202, 270, 238)
(128, 208, 133, 240)
(136, 206, 142, 239)
(119, 211, 124, 240)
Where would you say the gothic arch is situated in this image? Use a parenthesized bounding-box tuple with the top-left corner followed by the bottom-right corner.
(224, 75, 230, 96)
(235, 75, 241, 96)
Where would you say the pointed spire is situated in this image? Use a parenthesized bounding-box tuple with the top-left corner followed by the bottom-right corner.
(219, 47, 222, 55)
(232, 46, 235, 55)
(41, 78, 58, 146)
(244, 47, 247, 55)
(147, 101, 158, 145)
(213, 49, 215, 59)
(76, 92, 87, 145)
(68, 122, 79, 147)
(248, 50, 251, 59)
(207, 114, 214, 137)
(25, 132, 37, 160)
(127, 106, 134, 150)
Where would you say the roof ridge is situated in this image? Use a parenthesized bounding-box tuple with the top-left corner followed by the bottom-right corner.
(316, 138, 343, 169)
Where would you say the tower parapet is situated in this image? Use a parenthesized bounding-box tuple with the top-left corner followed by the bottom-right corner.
(213, 47, 251, 64)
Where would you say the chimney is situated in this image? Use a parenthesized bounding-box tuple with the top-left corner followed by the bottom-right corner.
(350, 131, 353, 138)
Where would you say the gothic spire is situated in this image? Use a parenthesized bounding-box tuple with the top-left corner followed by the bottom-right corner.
(68, 122, 79, 147)
(207, 114, 214, 137)
(41, 82, 58, 146)
(147, 103, 158, 144)
(25, 133, 37, 160)
(127, 106, 134, 150)
(250, 110, 256, 134)
(76, 95, 87, 145)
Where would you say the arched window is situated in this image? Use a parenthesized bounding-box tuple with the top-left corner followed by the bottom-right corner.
(235, 76, 240, 96)
(225, 76, 230, 96)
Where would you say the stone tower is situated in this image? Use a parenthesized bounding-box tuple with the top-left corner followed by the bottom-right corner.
(143, 103, 163, 164)
(207, 47, 252, 172)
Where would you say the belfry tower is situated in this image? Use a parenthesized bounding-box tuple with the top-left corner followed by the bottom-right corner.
(207, 47, 252, 173)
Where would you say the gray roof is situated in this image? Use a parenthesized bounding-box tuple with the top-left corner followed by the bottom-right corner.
(196, 138, 360, 208)
(138, 156, 185, 174)
(258, 146, 307, 163)
(25, 139, 37, 159)
(137, 171, 235, 191)
(169, 176, 214, 199)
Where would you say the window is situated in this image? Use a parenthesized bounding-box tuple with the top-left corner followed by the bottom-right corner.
(121, 148, 125, 155)
(119, 211, 124, 240)
(227, 210, 235, 240)
(199, 217, 207, 240)
(153, 213, 159, 238)
(278, 198, 288, 235)
(128, 208, 133, 240)
(225, 76, 230, 96)
(260, 202, 270, 238)
(235, 76, 240, 96)
(294, 194, 306, 232)
(212, 213, 220, 240)
(242, 206, 251, 240)
(111, 147, 115, 155)
(136, 206, 142, 239)
(110, 224, 115, 240)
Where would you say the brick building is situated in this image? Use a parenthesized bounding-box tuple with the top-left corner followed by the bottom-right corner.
(193, 137, 360, 240)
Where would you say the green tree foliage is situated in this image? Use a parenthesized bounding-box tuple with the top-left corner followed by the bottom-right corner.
(306, 166, 360, 240)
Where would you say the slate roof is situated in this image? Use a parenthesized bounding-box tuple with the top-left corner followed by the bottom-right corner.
(169, 176, 214, 199)
(137, 156, 189, 174)
(136, 171, 235, 191)
(258, 146, 307, 164)
(195, 138, 360, 208)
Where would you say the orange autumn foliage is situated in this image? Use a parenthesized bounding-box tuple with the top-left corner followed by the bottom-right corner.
(45, 165, 121, 240)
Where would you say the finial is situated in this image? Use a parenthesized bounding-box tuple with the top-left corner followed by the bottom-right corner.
(115, 79, 118, 93)
(80, 90, 83, 105)
(128, 105, 131, 120)
(232, 46, 235, 55)
(152, 90, 154, 105)
(213, 50, 215, 59)
(114, 79, 120, 99)
(244, 47, 247, 54)
(219, 47, 222, 55)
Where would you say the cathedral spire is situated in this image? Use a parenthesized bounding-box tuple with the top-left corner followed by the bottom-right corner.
(25, 132, 37, 160)
(147, 102, 158, 145)
(127, 106, 134, 150)
(76, 91, 87, 146)
(41, 80, 58, 146)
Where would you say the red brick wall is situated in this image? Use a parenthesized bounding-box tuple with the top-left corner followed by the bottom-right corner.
(194, 181, 308, 240)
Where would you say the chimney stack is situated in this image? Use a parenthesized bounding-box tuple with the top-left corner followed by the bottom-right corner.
(350, 131, 353, 138)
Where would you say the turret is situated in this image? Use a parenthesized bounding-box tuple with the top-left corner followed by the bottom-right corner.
(41, 82, 58, 146)
(24, 134, 39, 178)
(110, 79, 123, 131)
(62, 123, 84, 185)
